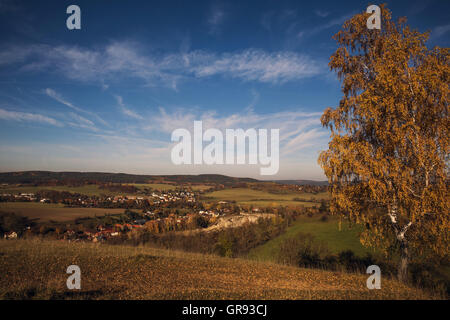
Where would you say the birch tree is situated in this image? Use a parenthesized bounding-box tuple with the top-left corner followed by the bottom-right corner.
(319, 5, 449, 282)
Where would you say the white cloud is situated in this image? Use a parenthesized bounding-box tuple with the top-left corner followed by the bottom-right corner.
(311, 12, 355, 34)
(0, 103, 329, 179)
(261, 11, 274, 31)
(294, 12, 355, 42)
(115, 95, 143, 120)
(45, 88, 85, 113)
(314, 10, 330, 18)
(189, 49, 320, 83)
(45, 88, 108, 127)
(207, 3, 226, 35)
(2, 42, 321, 88)
(145, 105, 327, 160)
(0, 108, 62, 127)
(431, 24, 450, 39)
(282, 128, 328, 155)
(67, 112, 98, 132)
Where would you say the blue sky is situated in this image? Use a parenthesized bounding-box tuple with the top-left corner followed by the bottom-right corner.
(0, 0, 448, 180)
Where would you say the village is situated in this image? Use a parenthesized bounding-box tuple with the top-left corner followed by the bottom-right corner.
(0, 188, 262, 243)
(0, 189, 197, 207)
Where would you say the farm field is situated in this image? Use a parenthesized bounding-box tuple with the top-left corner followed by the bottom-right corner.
(0, 239, 432, 300)
(248, 216, 374, 262)
(0, 202, 125, 222)
(129, 183, 211, 191)
(1, 183, 212, 196)
(0, 185, 111, 196)
(203, 188, 329, 207)
(239, 200, 318, 207)
(129, 183, 178, 191)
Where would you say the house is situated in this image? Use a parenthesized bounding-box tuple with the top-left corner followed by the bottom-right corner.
(4, 231, 18, 239)
(65, 229, 75, 236)
(124, 223, 132, 230)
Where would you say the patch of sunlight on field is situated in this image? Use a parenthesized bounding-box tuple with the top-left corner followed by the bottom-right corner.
(248, 216, 375, 262)
(0, 185, 109, 196)
(190, 185, 213, 191)
(0, 202, 124, 222)
(239, 200, 318, 207)
(203, 188, 328, 207)
(131, 183, 212, 191)
(128, 183, 178, 191)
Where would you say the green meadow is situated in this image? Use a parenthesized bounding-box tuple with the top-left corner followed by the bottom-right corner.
(203, 188, 329, 207)
(0, 185, 109, 196)
(129, 183, 211, 191)
(0, 202, 124, 222)
(248, 216, 374, 262)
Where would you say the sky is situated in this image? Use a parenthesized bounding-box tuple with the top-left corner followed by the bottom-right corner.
(0, 0, 448, 180)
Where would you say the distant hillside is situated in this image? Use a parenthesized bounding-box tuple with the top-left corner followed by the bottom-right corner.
(273, 180, 329, 186)
(0, 171, 331, 187)
(0, 171, 258, 185)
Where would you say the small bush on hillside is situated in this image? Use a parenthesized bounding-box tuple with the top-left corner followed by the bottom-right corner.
(277, 233, 330, 267)
(215, 234, 234, 257)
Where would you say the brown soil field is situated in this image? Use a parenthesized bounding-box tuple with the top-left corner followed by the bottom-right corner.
(0, 239, 436, 300)
(0, 202, 124, 222)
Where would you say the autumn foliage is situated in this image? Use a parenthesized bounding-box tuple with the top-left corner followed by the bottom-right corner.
(319, 5, 449, 282)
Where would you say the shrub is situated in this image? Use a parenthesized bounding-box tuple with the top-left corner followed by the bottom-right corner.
(215, 234, 234, 257)
(277, 233, 329, 268)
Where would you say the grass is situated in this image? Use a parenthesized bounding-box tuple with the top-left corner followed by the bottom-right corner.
(130, 183, 212, 192)
(0, 202, 125, 222)
(203, 188, 329, 207)
(0, 185, 110, 196)
(0, 239, 433, 300)
(1, 183, 211, 196)
(239, 200, 318, 207)
(128, 183, 178, 191)
(248, 216, 375, 262)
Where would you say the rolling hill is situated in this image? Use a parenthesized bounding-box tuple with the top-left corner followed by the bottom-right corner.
(0, 171, 258, 185)
(0, 239, 433, 300)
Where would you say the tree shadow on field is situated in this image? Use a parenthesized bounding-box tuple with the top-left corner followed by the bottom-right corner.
(2, 287, 122, 300)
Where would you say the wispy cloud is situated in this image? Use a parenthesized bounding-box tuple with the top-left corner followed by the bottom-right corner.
(314, 10, 330, 18)
(67, 112, 98, 132)
(207, 3, 226, 35)
(292, 11, 355, 43)
(1, 42, 321, 88)
(145, 106, 327, 159)
(189, 49, 321, 83)
(45, 88, 108, 127)
(45, 88, 85, 114)
(309, 12, 354, 35)
(0, 108, 62, 127)
(115, 95, 143, 120)
(430, 24, 450, 39)
(282, 128, 327, 156)
(261, 11, 274, 31)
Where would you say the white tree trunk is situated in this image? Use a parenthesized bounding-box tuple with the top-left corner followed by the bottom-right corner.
(398, 238, 409, 283)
